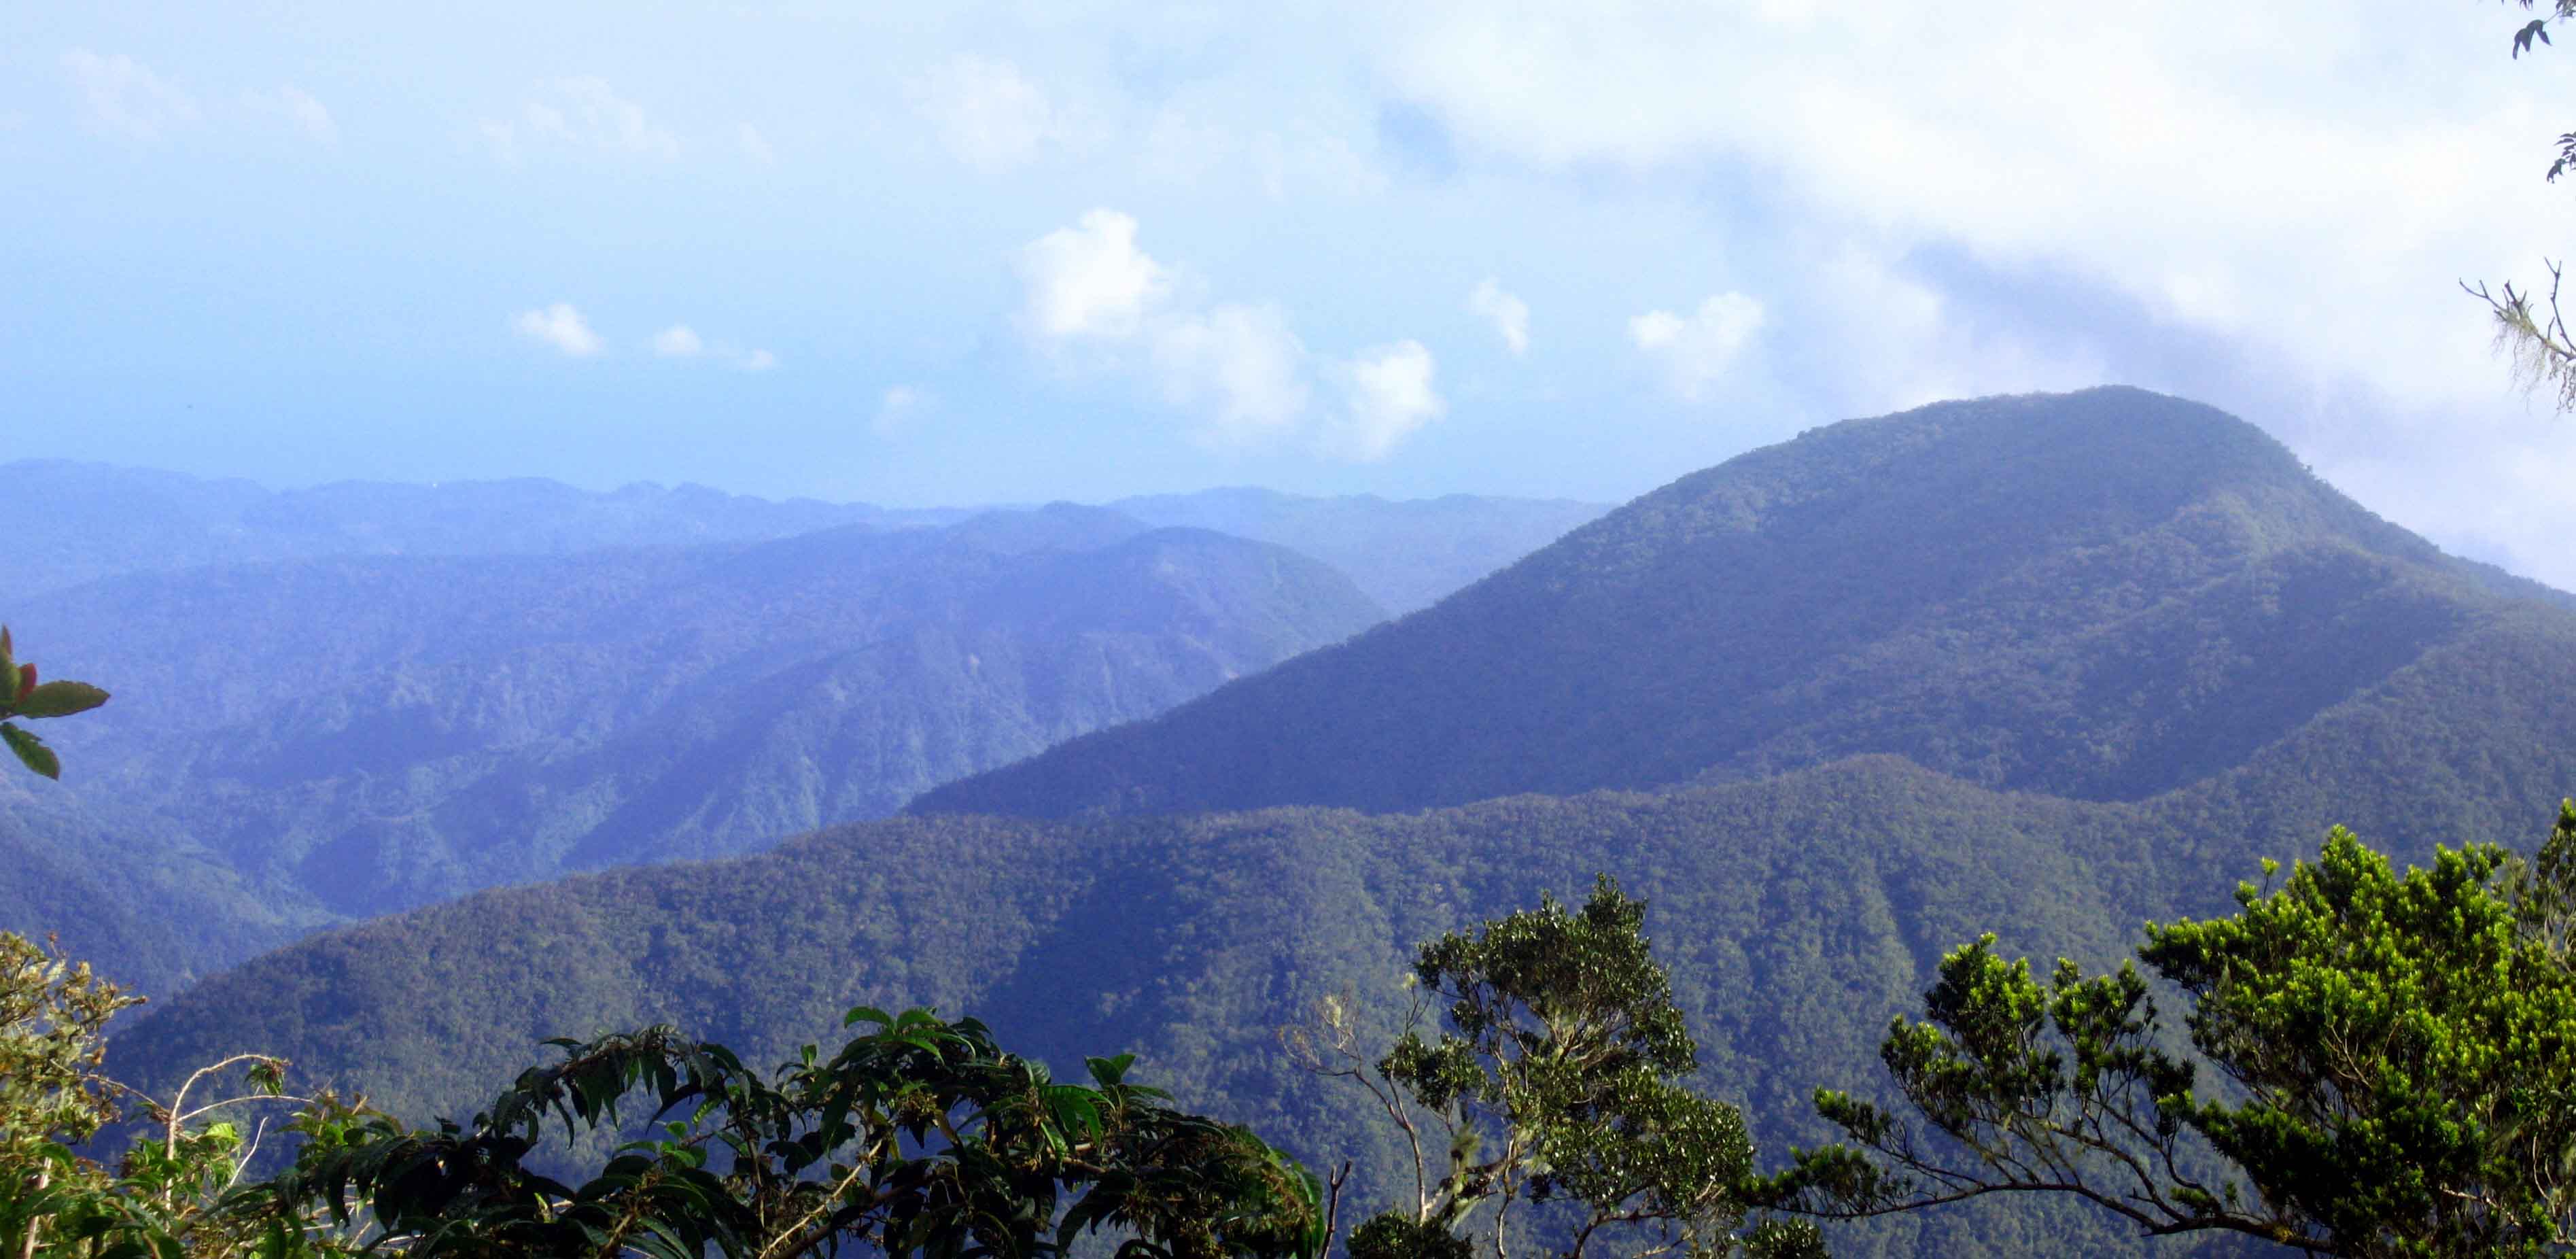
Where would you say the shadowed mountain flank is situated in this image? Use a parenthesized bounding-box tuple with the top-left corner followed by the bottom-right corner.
(916, 388, 2570, 820)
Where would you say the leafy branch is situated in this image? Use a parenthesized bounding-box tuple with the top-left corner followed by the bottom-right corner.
(0, 626, 110, 782)
(1758, 810, 2576, 1256)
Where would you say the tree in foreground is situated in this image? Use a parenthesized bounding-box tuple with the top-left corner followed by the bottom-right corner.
(1758, 804, 2576, 1256)
(1288, 875, 1822, 1259)
(0, 934, 1325, 1258)
(0, 929, 297, 1259)
(249, 1009, 1322, 1258)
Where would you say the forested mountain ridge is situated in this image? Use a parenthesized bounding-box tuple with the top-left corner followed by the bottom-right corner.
(5, 459, 1607, 616)
(3, 459, 967, 597)
(4, 506, 1385, 994)
(95, 386, 2576, 1254)
(105, 759, 2185, 1257)
(118, 742, 2576, 1254)
(914, 387, 2573, 819)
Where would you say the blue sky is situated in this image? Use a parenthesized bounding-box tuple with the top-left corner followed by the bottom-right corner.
(9, 2, 2576, 587)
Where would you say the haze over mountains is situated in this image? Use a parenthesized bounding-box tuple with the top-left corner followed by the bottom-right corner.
(94, 387, 2576, 1255)
(1, 473, 1604, 995)
(9, 460, 1604, 615)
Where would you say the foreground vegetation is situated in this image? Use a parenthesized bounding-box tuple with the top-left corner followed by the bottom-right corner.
(17, 802, 2576, 1255)
(3, 882, 1823, 1258)
(1764, 802, 2576, 1255)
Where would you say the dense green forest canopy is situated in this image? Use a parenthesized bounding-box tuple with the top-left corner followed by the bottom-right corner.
(52, 804, 2576, 1256)
(2, 506, 1388, 997)
(1765, 802, 2576, 1256)
(1, 475, 1603, 1001)
(916, 389, 2575, 821)
(119, 753, 2576, 1256)
(5, 933, 1332, 1259)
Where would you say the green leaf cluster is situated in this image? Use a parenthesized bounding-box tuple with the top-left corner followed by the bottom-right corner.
(1764, 804, 2576, 1256)
(3, 925, 1325, 1259)
(0, 626, 110, 781)
(0, 929, 284, 1259)
(239, 1006, 1326, 1258)
(1310, 876, 1823, 1258)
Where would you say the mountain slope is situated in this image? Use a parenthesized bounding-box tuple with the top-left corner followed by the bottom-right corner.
(117, 742, 2576, 1255)
(915, 387, 2568, 819)
(108, 759, 2185, 1258)
(5, 507, 1382, 990)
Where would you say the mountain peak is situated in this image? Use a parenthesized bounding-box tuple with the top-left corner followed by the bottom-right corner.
(914, 389, 2543, 821)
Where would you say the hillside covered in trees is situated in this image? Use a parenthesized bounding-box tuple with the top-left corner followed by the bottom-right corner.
(1, 504, 1398, 994)
(95, 387, 2576, 1256)
(916, 388, 2573, 819)
(3, 479, 1606, 998)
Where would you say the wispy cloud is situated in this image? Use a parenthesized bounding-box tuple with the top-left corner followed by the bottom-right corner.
(1149, 303, 1314, 447)
(1466, 278, 1530, 356)
(651, 322, 774, 370)
(874, 385, 928, 436)
(61, 50, 197, 140)
(513, 303, 605, 357)
(737, 122, 775, 165)
(483, 77, 678, 162)
(243, 84, 338, 144)
(1629, 293, 1766, 401)
(910, 54, 1071, 172)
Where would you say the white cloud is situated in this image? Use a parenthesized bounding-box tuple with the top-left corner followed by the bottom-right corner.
(651, 324, 774, 370)
(1011, 209, 1442, 459)
(1800, 247, 2106, 413)
(1369, 3, 2553, 410)
(1017, 209, 1172, 339)
(1327, 340, 1446, 460)
(738, 122, 775, 165)
(513, 303, 605, 357)
(874, 385, 928, 435)
(1148, 303, 1314, 447)
(911, 54, 1066, 172)
(483, 77, 676, 162)
(61, 50, 196, 140)
(1466, 278, 1530, 356)
(555, 77, 677, 156)
(1629, 293, 1766, 401)
(256, 84, 336, 143)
